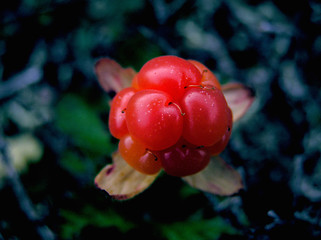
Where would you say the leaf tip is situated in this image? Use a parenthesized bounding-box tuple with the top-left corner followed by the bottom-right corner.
(94, 153, 159, 201)
(222, 83, 255, 122)
(113, 194, 130, 201)
(94, 58, 136, 94)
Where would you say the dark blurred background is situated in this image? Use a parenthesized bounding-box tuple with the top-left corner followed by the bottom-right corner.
(1, 0, 321, 239)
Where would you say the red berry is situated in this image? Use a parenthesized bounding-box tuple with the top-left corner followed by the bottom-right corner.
(119, 135, 161, 175)
(108, 87, 136, 139)
(136, 56, 202, 101)
(181, 87, 229, 146)
(126, 89, 183, 151)
(159, 139, 210, 177)
(107, 56, 233, 177)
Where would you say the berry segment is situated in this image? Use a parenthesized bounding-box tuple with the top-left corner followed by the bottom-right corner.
(136, 56, 202, 101)
(119, 135, 162, 175)
(188, 60, 221, 90)
(207, 107, 233, 156)
(109, 87, 136, 139)
(181, 87, 229, 147)
(159, 139, 211, 177)
(126, 89, 183, 151)
(108, 56, 232, 176)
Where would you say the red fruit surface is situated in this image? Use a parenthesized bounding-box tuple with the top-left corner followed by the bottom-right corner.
(119, 135, 162, 175)
(207, 107, 233, 155)
(181, 87, 229, 146)
(131, 75, 139, 89)
(159, 139, 211, 177)
(188, 59, 221, 90)
(136, 56, 202, 101)
(108, 87, 136, 139)
(126, 89, 183, 151)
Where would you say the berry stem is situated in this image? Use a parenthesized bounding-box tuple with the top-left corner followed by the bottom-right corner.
(184, 84, 204, 89)
(184, 85, 217, 91)
(168, 102, 185, 116)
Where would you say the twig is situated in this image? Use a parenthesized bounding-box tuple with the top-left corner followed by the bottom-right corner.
(0, 134, 55, 240)
(0, 67, 42, 100)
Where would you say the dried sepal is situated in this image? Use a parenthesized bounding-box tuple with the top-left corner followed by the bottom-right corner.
(94, 152, 159, 200)
(222, 83, 255, 122)
(95, 58, 136, 93)
(183, 156, 243, 196)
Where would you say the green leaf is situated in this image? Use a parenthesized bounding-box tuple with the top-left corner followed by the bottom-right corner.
(56, 94, 112, 156)
(160, 214, 238, 240)
(60, 206, 135, 239)
(60, 150, 88, 176)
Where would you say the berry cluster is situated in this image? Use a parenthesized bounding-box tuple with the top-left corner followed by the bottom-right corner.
(109, 56, 232, 177)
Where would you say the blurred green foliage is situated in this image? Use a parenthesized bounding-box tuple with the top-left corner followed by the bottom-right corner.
(160, 214, 238, 240)
(56, 94, 113, 157)
(60, 206, 135, 239)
